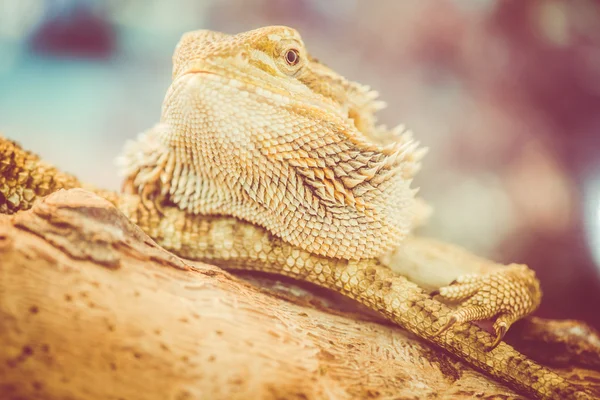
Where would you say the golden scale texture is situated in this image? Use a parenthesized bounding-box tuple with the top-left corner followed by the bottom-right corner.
(0, 137, 81, 214)
(0, 26, 592, 399)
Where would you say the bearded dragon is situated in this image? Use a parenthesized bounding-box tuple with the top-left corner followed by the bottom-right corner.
(0, 26, 593, 399)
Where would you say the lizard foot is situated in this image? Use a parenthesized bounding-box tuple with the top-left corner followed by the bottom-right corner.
(432, 264, 541, 350)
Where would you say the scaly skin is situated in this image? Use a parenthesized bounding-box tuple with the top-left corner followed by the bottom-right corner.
(116, 195, 580, 400)
(0, 26, 594, 399)
(0, 137, 80, 213)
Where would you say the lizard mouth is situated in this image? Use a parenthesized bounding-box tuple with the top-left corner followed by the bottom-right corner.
(181, 67, 221, 77)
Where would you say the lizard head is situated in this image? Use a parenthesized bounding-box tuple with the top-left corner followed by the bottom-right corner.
(121, 26, 426, 260)
(172, 26, 389, 141)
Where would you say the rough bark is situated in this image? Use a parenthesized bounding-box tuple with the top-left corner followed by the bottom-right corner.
(0, 189, 598, 399)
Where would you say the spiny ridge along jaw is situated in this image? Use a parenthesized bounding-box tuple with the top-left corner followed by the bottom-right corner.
(337, 82, 428, 176)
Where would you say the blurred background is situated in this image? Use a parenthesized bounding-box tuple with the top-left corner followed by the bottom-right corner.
(0, 0, 599, 328)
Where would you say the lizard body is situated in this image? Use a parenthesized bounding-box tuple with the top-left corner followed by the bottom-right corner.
(0, 26, 593, 399)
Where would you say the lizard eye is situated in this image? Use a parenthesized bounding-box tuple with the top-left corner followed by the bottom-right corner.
(285, 49, 300, 66)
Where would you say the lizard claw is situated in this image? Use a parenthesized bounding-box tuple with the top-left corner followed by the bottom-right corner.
(489, 319, 509, 351)
(432, 264, 541, 349)
(434, 315, 457, 336)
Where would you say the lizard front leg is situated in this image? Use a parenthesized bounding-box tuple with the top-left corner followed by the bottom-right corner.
(382, 236, 541, 349)
(384, 236, 600, 367)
